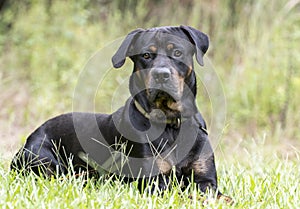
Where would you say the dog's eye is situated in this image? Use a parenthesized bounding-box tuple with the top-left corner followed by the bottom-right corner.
(142, 53, 151, 59)
(174, 50, 182, 57)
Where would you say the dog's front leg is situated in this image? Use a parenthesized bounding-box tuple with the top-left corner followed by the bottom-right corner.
(137, 174, 171, 194)
(189, 151, 219, 194)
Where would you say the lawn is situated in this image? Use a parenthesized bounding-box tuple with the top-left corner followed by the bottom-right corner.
(1, 139, 299, 208)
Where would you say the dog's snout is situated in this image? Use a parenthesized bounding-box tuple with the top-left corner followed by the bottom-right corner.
(151, 68, 171, 83)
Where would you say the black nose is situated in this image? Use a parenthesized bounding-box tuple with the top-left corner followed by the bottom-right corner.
(151, 68, 171, 83)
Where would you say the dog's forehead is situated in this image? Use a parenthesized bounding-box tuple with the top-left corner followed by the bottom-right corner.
(134, 27, 192, 49)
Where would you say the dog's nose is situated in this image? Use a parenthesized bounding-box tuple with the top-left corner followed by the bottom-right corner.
(151, 68, 171, 83)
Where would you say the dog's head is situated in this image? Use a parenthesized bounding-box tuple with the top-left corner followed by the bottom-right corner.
(112, 26, 209, 120)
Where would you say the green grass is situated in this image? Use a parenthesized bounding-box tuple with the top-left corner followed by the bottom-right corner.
(1, 140, 299, 208)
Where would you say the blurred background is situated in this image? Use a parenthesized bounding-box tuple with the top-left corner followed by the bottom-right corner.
(0, 0, 299, 162)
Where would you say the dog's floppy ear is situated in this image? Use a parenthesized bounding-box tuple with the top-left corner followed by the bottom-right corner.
(112, 29, 144, 68)
(180, 25, 209, 66)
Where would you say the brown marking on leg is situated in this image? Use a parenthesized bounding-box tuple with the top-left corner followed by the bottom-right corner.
(191, 157, 209, 175)
(156, 158, 172, 174)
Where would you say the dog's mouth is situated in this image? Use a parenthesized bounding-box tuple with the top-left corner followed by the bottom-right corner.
(148, 89, 182, 112)
(148, 87, 180, 101)
(149, 89, 174, 103)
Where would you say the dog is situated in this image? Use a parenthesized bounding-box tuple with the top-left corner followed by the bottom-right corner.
(11, 25, 231, 202)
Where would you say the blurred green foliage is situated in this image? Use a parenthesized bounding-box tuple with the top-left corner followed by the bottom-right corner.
(0, 0, 299, 139)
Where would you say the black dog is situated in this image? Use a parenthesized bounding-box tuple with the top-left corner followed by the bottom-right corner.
(11, 25, 230, 201)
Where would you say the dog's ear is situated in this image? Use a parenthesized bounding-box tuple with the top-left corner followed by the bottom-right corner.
(180, 25, 209, 66)
(112, 29, 144, 68)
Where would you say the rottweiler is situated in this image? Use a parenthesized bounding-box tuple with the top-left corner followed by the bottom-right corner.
(11, 25, 231, 201)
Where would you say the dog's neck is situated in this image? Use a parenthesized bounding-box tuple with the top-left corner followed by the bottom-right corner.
(133, 99, 208, 134)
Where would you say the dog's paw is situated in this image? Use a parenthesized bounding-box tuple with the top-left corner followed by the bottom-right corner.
(188, 193, 234, 206)
(217, 194, 234, 205)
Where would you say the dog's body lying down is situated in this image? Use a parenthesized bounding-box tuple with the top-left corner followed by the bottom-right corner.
(11, 25, 232, 202)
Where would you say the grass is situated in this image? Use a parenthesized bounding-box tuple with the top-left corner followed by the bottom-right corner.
(1, 138, 299, 208)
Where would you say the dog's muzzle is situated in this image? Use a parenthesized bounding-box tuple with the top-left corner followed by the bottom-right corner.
(148, 67, 179, 102)
(151, 67, 171, 84)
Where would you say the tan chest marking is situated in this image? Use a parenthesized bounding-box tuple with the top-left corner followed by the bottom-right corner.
(191, 158, 209, 175)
